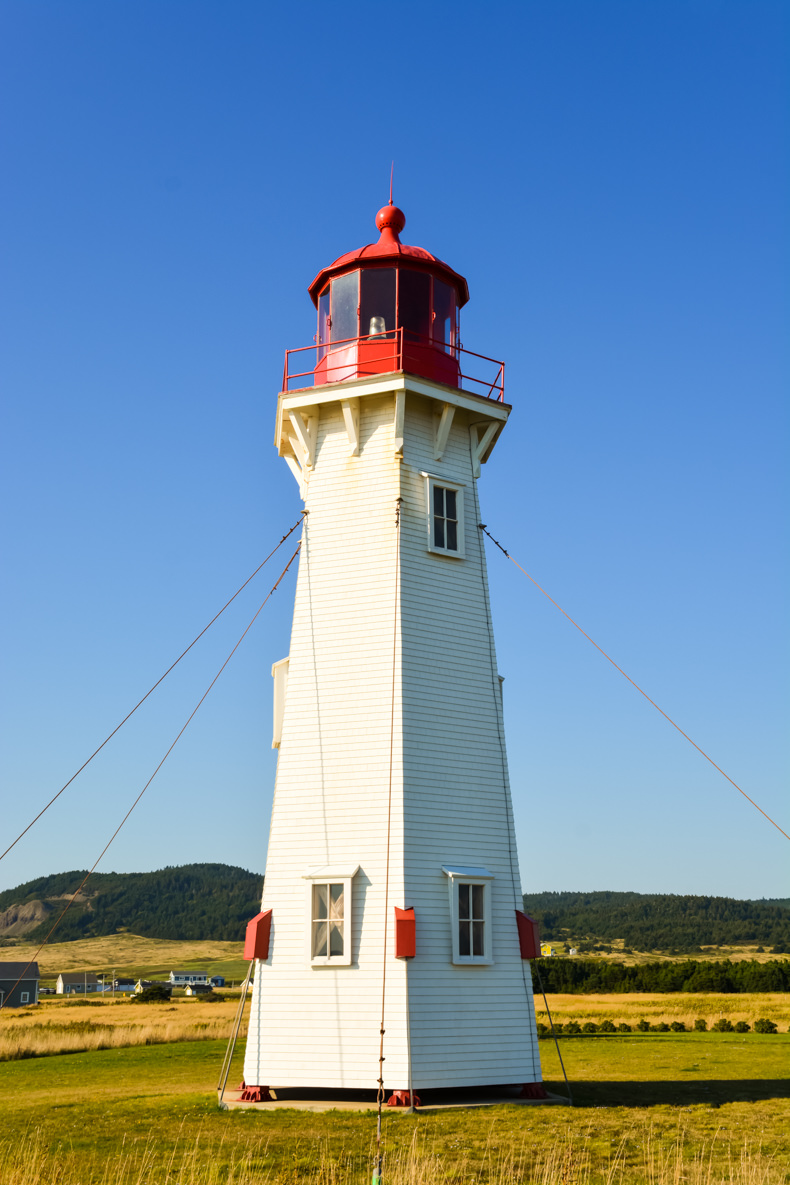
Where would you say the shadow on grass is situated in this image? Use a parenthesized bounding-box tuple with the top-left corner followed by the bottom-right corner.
(553, 1079, 790, 1107)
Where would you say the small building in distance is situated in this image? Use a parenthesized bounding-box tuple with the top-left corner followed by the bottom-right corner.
(0, 962, 40, 1007)
(169, 971, 208, 987)
(185, 983, 213, 996)
(209, 975, 225, 988)
(113, 978, 136, 993)
(56, 973, 102, 995)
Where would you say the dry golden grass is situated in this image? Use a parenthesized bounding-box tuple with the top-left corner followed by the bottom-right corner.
(0, 996, 245, 1061)
(1, 1125, 786, 1185)
(539, 992, 790, 1029)
(7, 932, 243, 975)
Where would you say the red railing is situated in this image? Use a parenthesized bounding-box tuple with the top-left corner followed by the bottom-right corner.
(282, 327, 505, 402)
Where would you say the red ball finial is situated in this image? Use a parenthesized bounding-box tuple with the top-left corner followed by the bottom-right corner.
(375, 204, 406, 235)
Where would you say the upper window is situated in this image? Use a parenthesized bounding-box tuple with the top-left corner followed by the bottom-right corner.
(424, 475, 465, 558)
(442, 866, 494, 965)
(303, 865, 359, 967)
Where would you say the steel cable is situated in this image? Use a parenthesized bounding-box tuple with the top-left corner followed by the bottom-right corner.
(0, 515, 305, 865)
(479, 524, 789, 844)
(0, 543, 301, 1010)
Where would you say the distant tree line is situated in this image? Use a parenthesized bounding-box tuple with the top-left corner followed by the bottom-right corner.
(531, 957, 790, 994)
(522, 891, 790, 953)
(0, 864, 263, 943)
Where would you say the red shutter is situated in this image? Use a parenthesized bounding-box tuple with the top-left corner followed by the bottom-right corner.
(515, 910, 540, 960)
(244, 910, 272, 961)
(394, 907, 416, 958)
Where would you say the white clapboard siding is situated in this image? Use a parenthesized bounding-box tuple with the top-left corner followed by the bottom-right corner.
(243, 378, 541, 1092)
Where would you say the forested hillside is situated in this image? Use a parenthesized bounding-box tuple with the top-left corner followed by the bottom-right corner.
(0, 864, 262, 943)
(2, 869, 787, 950)
(522, 891, 790, 953)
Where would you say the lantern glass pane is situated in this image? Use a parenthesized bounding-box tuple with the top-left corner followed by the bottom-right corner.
(360, 269, 395, 338)
(330, 272, 359, 343)
(398, 269, 431, 342)
(432, 279, 455, 352)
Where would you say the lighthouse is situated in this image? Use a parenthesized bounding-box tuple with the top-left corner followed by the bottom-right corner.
(242, 203, 543, 1099)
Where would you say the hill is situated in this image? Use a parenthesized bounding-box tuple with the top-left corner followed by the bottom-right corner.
(522, 891, 790, 954)
(0, 864, 262, 944)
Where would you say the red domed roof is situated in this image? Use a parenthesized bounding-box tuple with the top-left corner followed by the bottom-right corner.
(307, 205, 470, 308)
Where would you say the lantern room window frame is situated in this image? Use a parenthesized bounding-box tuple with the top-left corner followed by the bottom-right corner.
(317, 267, 459, 357)
(442, 866, 494, 966)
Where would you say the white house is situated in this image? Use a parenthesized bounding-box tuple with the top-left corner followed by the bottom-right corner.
(243, 202, 542, 1099)
(169, 971, 208, 986)
(56, 973, 101, 995)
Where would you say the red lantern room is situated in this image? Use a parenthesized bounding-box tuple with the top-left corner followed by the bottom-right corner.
(283, 204, 504, 401)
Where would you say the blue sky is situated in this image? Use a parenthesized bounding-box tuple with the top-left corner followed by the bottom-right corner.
(1, 1, 787, 900)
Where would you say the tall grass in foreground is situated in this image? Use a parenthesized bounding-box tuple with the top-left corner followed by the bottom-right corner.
(0, 1016, 240, 1061)
(1, 1129, 784, 1185)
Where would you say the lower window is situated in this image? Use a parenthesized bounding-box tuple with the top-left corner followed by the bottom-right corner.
(20, 991, 29, 1004)
(312, 883, 345, 959)
(458, 883, 486, 957)
(442, 865, 494, 964)
(303, 864, 359, 966)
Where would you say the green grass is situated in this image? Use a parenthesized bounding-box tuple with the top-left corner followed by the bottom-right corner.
(1, 1033, 788, 1183)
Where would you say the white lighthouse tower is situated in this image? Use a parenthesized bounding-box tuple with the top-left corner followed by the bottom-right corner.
(242, 202, 543, 1100)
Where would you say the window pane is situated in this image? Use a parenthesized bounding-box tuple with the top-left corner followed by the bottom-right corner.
(330, 272, 359, 343)
(459, 920, 471, 956)
(472, 884, 484, 918)
(433, 279, 455, 352)
(313, 922, 327, 958)
(433, 485, 444, 517)
(318, 288, 330, 358)
(458, 883, 470, 919)
(329, 883, 344, 919)
(445, 489, 456, 521)
(314, 884, 328, 920)
(329, 921, 344, 956)
(472, 921, 485, 956)
(434, 517, 445, 548)
(399, 270, 431, 342)
(446, 520, 457, 551)
(360, 269, 396, 338)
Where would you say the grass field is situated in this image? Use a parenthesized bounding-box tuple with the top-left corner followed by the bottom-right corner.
(538, 992, 790, 1029)
(5, 934, 249, 984)
(5, 935, 788, 990)
(2, 992, 787, 1063)
(0, 999, 788, 1184)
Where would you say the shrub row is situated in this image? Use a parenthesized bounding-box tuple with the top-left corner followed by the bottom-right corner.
(537, 1017, 781, 1036)
(532, 956, 790, 994)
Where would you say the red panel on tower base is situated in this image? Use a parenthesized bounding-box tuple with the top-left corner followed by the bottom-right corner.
(394, 907, 416, 958)
(515, 910, 541, 960)
(244, 910, 272, 961)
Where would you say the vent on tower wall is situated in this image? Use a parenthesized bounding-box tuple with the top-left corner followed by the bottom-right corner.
(244, 910, 272, 961)
(272, 657, 289, 748)
(394, 907, 416, 958)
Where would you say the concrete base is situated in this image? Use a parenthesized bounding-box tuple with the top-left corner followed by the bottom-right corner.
(218, 1085, 569, 1113)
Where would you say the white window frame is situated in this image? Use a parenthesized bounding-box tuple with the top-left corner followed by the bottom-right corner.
(422, 473, 465, 558)
(20, 991, 29, 1004)
(303, 865, 359, 967)
(442, 865, 494, 965)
